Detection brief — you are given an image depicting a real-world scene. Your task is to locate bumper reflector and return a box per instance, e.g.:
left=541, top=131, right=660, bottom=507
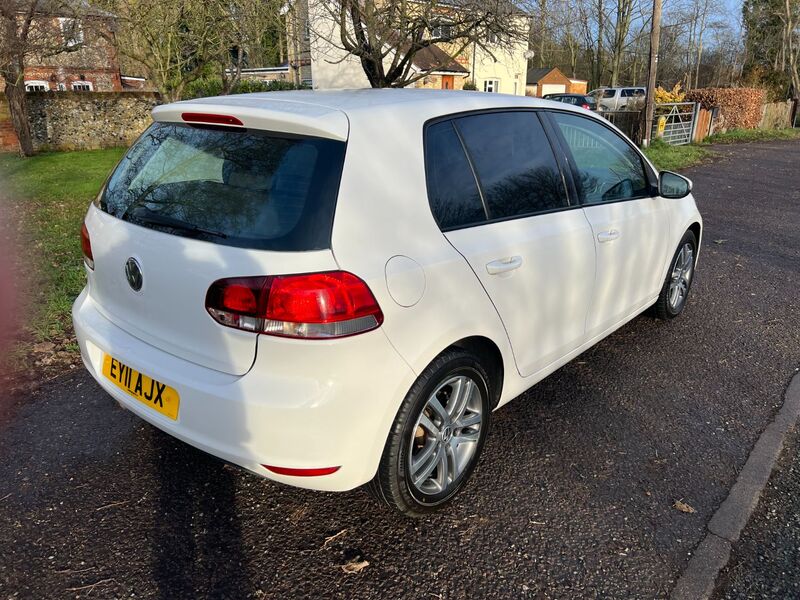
left=263, top=465, right=341, bottom=477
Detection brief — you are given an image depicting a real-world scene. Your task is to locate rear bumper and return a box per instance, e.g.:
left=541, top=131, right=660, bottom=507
left=72, top=287, right=416, bottom=491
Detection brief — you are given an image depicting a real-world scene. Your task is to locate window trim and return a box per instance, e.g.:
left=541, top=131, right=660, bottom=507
left=483, top=79, right=499, bottom=93
left=24, top=80, right=49, bottom=92
left=423, top=108, right=581, bottom=233
left=71, top=81, right=93, bottom=92
left=541, top=109, right=658, bottom=206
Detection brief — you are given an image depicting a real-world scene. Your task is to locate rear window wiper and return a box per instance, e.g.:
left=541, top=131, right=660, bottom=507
left=126, top=206, right=228, bottom=239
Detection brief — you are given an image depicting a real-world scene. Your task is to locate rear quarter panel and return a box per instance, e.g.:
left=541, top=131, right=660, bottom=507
left=330, top=106, right=518, bottom=406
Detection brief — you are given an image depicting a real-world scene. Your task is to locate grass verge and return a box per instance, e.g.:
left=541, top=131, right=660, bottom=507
left=642, top=139, right=712, bottom=171
left=702, top=127, right=800, bottom=145
left=0, top=148, right=125, bottom=374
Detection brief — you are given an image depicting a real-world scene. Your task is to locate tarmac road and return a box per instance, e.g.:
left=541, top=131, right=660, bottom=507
left=1, top=139, right=799, bottom=599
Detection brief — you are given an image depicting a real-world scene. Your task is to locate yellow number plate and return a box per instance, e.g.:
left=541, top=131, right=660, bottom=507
left=102, top=354, right=180, bottom=420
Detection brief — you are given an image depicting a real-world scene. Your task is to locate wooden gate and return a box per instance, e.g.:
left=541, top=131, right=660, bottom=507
left=692, top=108, right=713, bottom=143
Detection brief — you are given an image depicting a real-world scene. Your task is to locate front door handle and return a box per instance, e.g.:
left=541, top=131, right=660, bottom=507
left=597, top=229, right=621, bottom=243
left=486, top=256, right=523, bottom=275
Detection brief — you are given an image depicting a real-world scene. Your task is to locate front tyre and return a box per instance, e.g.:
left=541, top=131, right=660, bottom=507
left=654, top=230, right=697, bottom=320
left=369, top=348, right=491, bottom=517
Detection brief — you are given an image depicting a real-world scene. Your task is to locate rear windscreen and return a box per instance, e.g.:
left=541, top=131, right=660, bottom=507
left=99, top=122, right=346, bottom=251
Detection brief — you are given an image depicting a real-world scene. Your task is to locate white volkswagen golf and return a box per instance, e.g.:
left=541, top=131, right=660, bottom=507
left=74, top=89, right=701, bottom=516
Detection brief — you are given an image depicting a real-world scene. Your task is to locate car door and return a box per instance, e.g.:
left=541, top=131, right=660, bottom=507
left=546, top=111, right=669, bottom=338
left=425, top=111, right=596, bottom=378
left=601, top=89, right=618, bottom=110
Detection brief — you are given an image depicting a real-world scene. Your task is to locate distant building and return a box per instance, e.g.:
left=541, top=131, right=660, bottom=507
left=17, top=3, right=123, bottom=93
left=526, top=67, right=588, bottom=97
left=280, top=0, right=529, bottom=95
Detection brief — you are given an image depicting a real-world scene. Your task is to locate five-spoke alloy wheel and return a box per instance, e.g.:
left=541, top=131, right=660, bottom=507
left=655, top=229, right=698, bottom=319
left=369, top=348, right=491, bottom=516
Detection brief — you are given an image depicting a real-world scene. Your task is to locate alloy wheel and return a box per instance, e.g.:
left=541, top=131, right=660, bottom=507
left=668, top=242, right=694, bottom=311
left=407, top=375, right=483, bottom=497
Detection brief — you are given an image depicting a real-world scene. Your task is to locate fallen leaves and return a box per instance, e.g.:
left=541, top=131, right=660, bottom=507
left=673, top=499, right=696, bottom=514
left=341, top=557, right=369, bottom=574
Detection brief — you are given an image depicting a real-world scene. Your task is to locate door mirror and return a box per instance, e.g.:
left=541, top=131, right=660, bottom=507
left=659, top=171, right=692, bottom=199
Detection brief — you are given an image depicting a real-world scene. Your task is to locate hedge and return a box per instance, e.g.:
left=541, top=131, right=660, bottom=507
left=684, top=87, right=766, bottom=130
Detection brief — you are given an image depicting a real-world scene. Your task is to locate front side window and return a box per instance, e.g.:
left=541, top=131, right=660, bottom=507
left=424, top=121, right=486, bottom=229
left=602, top=89, right=616, bottom=98
left=551, top=112, right=649, bottom=204
left=455, top=111, right=568, bottom=219
left=100, top=122, right=346, bottom=251
left=483, top=79, right=499, bottom=93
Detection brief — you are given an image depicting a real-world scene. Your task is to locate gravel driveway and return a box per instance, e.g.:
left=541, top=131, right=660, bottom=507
left=1, top=139, right=799, bottom=599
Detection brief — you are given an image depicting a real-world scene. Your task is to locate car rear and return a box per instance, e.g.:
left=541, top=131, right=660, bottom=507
left=73, top=97, right=416, bottom=490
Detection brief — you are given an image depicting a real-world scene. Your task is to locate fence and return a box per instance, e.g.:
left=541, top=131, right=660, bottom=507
left=600, top=110, right=643, bottom=144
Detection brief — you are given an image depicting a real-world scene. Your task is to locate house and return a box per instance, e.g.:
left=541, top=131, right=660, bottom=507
left=525, top=67, right=587, bottom=97
left=18, top=2, right=122, bottom=93
left=283, top=0, right=528, bottom=94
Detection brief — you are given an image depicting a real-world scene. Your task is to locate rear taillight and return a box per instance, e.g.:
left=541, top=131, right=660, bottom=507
left=581, top=103, right=591, bottom=110
left=205, top=271, right=383, bottom=339
left=81, top=222, right=94, bottom=269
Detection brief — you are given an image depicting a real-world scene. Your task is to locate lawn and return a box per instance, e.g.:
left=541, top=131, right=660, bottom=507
left=0, top=148, right=125, bottom=371
left=641, top=127, right=800, bottom=172
left=642, top=139, right=712, bottom=171
left=703, top=127, right=800, bottom=145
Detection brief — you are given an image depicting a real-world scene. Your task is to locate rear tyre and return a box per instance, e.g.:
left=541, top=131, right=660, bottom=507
left=368, top=348, right=491, bottom=517
left=654, top=230, right=697, bottom=320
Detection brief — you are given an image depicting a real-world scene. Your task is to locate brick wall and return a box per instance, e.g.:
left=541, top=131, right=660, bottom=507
left=0, top=91, right=160, bottom=153
left=0, top=95, right=20, bottom=151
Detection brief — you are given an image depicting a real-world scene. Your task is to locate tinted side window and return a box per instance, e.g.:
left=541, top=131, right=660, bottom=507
left=454, top=112, right=568, bottom=219
left=602, top=89, right=616, bottom=98
left=424, top=121, right=487, bottom=229
left=621, top=89, right=634, bottom=97
left=551, top=112, right=649, bottom=204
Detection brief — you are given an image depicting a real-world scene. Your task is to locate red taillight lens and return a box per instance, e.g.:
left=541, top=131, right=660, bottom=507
left=581, top=103, right=591, bottom=109
left=205, top=271, right=383, bottom=339
left=81, top=222, right=94, bottom=269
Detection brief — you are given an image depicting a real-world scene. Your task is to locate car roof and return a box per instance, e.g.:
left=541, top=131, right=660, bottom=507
left=153, top=89, right=594, bottom=141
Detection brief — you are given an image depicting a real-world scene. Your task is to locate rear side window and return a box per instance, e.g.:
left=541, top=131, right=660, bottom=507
left=424, top=121, right=486, bottom=229
left=551, top=112, right=649, bottom=204
left=100, top=122, right=346, bottom=251
left=454, top=111, right=568, bottom=219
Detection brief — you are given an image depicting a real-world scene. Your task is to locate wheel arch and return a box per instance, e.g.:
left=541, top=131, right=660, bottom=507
left=448, top=336, right=505, bottom=409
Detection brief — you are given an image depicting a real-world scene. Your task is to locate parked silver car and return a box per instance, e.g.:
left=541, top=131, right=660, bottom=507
left=589, top=87, right=646, bottom=111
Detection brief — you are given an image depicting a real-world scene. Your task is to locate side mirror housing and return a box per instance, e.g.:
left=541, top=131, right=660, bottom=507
left=659, top=171, right=692, bottom=199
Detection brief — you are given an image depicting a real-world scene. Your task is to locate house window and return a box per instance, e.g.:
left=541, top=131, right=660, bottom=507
left=431, top=23, right=454, bottom=38
left=24, top=80, right=49, bottom=92
left=483, top=79, right=499, bottom=93
left=59, top=18, right=84, bottom=48
left=72, top=81, right=93, bottom=92
left=57, top=83, right=67, bottom=91
left=487, top=32, right=499, bottom=44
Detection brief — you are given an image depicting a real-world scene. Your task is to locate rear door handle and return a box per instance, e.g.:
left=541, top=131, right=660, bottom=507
left=486, top=256, right=523, bottom=275
left=597, top=229, right=621, bottom=243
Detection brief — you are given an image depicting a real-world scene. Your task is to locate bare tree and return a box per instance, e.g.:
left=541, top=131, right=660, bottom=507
left=0, top=0, right=84, bottom=155
left=311, top=0, right=529, bottom=88
left=101, top=0, right=220, bottom=102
